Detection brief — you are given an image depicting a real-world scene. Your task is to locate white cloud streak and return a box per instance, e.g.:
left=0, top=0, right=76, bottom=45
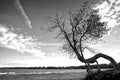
left=0, top=24, right=45, bottom=57
left=40, top=43, right=62, bottom=46
left=14, top=0, right=32, bottom=28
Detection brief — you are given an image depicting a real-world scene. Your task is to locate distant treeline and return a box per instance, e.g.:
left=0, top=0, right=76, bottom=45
left=1, top=63, right=120, bottom=69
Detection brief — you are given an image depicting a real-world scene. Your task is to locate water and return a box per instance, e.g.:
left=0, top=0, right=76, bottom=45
left=0, top=69, right=87, bottom=80
left=0, top=69, right=86, bottom=75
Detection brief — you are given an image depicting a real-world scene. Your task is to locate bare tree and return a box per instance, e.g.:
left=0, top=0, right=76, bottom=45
left=47, top=2, right=118, bottom=72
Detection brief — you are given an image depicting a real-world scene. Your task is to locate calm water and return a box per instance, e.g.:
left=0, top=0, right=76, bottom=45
left=0, top=69, right=110, bottom=80
left=0, top=69, right=86, bottom=75
left=0, top=69, right=87, bottom=80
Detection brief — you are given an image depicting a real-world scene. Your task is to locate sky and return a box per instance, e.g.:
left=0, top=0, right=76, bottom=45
left=0, top=0, right=120, bottom=67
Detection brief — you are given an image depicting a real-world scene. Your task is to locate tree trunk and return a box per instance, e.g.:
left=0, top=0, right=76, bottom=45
left=84, top=53, right=118, bottom=69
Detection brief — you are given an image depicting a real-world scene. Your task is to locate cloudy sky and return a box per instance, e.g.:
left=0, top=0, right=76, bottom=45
left=0, top=0, right=120, bottom=67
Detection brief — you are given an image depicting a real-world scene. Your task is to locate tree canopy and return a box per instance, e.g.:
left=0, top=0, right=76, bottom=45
left=47, top=2, right=118, bottom=72
left=48, top=2, right=108, bottom=58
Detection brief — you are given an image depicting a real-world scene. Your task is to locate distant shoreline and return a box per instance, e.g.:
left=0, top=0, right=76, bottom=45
left=0, top=63, right=117, bottom=69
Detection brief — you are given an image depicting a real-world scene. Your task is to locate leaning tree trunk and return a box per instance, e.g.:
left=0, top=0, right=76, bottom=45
left=84, top=53, right=118, bottom=69
left=75, top=51, right=118, bottom=72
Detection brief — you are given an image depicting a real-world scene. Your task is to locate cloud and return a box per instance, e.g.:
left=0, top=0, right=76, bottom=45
left=0, top=23, right=45, bottom=57
left=86, top=43, right=120, bottom=63
left=94, top=0, right=120, bottom=29
left=14, top=0, right=32, bottom=28
left=0, top=59, right=28, bottom=67
left=40, top=43, right=62, bottom=46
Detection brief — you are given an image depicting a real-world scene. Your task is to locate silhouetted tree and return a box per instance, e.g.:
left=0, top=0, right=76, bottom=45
left=47, top=2, right=118, bottom=72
